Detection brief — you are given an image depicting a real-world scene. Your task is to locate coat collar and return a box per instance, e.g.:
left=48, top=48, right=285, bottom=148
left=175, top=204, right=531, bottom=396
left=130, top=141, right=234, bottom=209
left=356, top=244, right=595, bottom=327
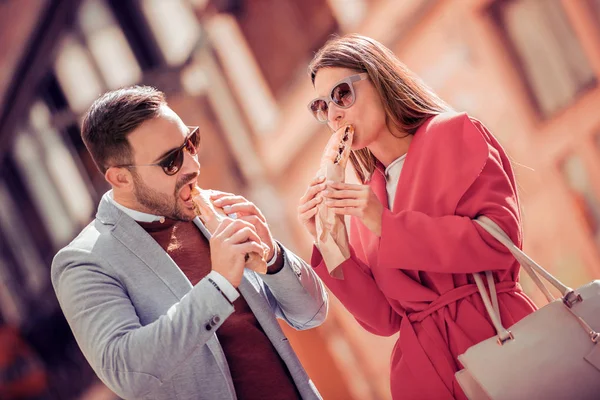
left=96, top=192, right=271, bottom=373
left=96, top=191, right=271, bottom=303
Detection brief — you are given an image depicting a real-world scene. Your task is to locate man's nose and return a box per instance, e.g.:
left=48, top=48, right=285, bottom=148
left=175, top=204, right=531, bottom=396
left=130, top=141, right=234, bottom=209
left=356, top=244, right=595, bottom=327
left=182, top=149, right=200, bottom=173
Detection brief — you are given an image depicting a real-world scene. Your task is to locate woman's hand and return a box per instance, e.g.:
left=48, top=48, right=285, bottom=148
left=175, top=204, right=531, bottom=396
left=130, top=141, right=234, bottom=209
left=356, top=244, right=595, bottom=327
left=323, top=182, right=383, bottom=237
left=298, top=176, right=327, bottom=241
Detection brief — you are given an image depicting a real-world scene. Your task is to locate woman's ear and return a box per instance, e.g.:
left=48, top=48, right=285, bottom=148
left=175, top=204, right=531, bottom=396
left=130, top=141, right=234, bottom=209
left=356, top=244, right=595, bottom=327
left=105, top=167, right=133, bottom=189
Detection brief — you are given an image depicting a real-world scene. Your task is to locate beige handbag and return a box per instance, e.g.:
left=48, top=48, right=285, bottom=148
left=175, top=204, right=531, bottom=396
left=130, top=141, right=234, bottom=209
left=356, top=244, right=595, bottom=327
left=455, top=216, right=600, bottom=400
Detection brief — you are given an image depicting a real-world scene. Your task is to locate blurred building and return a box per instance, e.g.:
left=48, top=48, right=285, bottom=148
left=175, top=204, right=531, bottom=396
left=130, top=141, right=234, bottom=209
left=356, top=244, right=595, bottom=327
left=1, top=0, right=599, bottom=399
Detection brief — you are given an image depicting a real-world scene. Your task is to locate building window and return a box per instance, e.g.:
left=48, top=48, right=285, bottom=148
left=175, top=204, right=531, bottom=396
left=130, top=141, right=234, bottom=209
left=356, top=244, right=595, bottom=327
left=140, top=0, right=201, bottom=66
left=561, top=155, right=600, bottom=248
left=492, top=0, right=596, bottom=117
left=54, top=35, right=104, bottom=114
left=326, top=0, right=367, bottom=30
left=29, top=102, right=95, bottom=226
left=220, top=0, right=338, bottom=99
left=78, top=0, right=142, bottom=89
left=205, top=14, right=279, bottom=135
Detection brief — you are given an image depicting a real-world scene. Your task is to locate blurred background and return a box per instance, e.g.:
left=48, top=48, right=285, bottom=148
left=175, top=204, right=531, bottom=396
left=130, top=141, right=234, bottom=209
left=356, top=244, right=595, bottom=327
left=1, top=0, right=600, bottom=399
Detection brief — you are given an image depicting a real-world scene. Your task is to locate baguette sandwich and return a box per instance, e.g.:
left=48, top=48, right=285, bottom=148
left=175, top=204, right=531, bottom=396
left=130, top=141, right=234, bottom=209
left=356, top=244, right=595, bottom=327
left=315, top=124, right=354, bottom=279
left=191, top=186, right=268, bottom=274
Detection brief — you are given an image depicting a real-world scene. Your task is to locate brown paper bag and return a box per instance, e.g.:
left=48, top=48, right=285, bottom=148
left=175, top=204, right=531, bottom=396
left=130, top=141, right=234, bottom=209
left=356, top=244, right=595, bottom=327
left=315, top=125, right=354, bottom=279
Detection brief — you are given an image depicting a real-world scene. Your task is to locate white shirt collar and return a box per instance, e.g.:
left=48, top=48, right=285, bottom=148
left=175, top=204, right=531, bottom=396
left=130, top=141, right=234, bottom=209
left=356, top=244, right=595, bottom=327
left=107, top=190, right=165, bottom=223
left=385, top=153, right=407, bottom=178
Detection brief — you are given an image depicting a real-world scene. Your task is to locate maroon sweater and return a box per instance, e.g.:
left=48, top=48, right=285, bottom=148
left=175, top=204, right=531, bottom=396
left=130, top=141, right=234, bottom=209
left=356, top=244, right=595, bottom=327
left=139, top=219, right=300, bottom=400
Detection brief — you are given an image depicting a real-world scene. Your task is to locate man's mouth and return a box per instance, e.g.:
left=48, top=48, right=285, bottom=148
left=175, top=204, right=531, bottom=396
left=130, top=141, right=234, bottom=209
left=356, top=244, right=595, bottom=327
left=179, top=182, right=196, bottom=203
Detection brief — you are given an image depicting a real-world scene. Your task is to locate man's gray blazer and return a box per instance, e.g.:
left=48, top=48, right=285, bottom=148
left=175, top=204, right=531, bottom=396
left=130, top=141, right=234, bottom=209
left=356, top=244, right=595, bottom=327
left=51, top=192, right=328, bottom=400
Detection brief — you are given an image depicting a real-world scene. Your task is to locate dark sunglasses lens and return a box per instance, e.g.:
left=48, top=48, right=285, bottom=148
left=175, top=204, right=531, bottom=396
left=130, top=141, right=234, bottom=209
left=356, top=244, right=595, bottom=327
left=331, top=82, right=353, bottom=107
left=187, top=129, right=200, bottom=155
left=160, top=149, right=184, bottom=175
left=310, top=100, right=328, bottom=121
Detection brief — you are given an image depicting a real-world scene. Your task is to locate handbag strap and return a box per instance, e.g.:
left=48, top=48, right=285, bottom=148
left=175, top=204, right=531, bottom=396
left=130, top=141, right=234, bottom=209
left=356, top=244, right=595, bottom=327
left=473, top=272, right=513, bottom=343
left=472, top=216, right=597, bottom=345
left=486, top=270, right=500, bottom=317
left=474, top=216, right=577, bottom=303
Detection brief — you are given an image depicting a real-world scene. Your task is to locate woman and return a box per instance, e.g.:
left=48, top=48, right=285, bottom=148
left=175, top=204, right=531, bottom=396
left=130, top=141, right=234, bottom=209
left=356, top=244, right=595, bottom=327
left=298, top=34, right=537, bottom=399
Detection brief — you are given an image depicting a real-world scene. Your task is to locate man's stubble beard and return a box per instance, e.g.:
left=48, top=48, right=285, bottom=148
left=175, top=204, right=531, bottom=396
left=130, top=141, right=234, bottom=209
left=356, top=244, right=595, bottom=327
left=131, top=171, right=197, bottom=221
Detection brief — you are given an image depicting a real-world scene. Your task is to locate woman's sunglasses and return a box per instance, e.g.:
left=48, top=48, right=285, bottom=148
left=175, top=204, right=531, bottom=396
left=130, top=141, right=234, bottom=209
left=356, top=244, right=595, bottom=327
left=116, top=126, right=201, bottom=176
left=307, top=73, right=369, bottom=123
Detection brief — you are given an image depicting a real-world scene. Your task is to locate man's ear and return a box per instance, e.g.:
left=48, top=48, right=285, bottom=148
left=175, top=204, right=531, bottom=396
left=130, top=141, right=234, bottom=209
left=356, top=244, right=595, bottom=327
left=105, top=167, right=133, bottom=189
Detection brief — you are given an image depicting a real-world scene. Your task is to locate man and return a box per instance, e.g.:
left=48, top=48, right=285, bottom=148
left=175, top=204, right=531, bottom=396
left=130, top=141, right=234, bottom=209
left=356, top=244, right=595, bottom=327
left=51, top=86, right=327, bottom=400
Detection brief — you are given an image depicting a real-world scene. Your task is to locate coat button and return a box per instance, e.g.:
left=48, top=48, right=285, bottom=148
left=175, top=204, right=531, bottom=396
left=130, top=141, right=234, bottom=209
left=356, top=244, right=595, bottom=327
left=211, top=316, right=221, bottom=325
left=205, top=323, right=212, bottom=331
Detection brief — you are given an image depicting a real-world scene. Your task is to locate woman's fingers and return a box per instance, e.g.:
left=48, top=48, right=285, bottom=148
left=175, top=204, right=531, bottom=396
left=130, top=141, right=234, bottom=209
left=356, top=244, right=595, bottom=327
left=325, top=198, right=361, bottom=208
left=328, top=181, right=363, bottom=191
left=331, top=207, right=361, bottom=217
left=299, top=205, right=319, bottom=222
left=322, top=189, right=363, bottom=199
left=312, top=175, right=326, bottom=185
left=299, top=177, right=327, bottom=204
left=298, top=194, right=323, bottom=214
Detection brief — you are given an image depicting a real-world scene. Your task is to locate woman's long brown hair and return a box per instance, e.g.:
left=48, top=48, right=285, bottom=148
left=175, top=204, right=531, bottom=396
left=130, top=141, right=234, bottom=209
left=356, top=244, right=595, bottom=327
left=309, top=34, right=451, bottom=183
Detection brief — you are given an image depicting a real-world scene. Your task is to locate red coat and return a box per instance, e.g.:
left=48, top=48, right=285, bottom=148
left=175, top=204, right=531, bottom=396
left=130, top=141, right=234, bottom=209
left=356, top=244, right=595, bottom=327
left=312, top=112, right=537, bottom=399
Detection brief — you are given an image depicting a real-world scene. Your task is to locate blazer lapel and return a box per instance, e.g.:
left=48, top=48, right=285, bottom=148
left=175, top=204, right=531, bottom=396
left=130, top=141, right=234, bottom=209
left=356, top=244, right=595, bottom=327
left=98, top=194, right=231, bottom=375
left=97, top=193, right=192, bottom=299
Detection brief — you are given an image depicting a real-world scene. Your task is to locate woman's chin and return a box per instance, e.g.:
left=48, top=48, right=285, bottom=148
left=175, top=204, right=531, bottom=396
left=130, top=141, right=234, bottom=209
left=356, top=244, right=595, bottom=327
left=351, top=141, right=367, bottom=151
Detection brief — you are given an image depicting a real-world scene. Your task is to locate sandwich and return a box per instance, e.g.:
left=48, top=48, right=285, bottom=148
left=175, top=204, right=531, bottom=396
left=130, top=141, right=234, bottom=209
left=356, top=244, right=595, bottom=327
left=315, top=124, right=354, bottom=279
left=191, top=186, right=268, bottom=274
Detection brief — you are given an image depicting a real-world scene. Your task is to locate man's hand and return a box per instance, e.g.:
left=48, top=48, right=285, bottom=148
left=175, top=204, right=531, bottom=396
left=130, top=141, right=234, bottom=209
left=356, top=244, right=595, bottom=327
left=211, top=192, right=277, bottom=261
left=210, top=218, right=265, bottom=287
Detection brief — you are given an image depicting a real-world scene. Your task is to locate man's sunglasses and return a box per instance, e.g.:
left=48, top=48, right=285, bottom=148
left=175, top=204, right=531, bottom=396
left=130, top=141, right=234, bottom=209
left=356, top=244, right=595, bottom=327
left=307, top=73, right=369, bottom=123
left=115, top=126, right=200, bottom=176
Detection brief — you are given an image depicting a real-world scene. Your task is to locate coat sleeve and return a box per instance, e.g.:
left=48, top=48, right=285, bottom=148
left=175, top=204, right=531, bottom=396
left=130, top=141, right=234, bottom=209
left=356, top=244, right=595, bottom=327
left=311, top=219, right=402, bottom=336
left=378, top=116, right=521, bottom=274
left=51, top=248, right=235, bottom=400
left=259, top=242, right=329, bottom=330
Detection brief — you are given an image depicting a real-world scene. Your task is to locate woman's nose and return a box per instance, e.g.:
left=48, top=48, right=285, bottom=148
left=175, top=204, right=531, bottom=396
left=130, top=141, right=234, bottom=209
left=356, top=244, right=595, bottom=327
left=327, top=102, right=344, bottom=124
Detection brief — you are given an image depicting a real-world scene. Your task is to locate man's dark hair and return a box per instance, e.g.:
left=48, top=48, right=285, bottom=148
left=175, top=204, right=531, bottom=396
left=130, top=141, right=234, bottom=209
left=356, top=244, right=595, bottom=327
left=81, top=85, right=166, bottom=174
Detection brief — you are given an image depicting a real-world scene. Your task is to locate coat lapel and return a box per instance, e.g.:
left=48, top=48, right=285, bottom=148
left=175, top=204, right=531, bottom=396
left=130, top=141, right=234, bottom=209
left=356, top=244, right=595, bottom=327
left=360, top=166, right=387, bottom=268
left=97, top=194, right=231, bottom=374
left=98, top=194, right=192, bottom=299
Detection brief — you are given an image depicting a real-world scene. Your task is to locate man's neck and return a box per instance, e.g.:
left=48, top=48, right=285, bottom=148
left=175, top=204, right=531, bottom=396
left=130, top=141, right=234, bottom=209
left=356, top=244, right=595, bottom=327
left=112, top=190, right=141, bottom=211
left=109, top=190, right=164, bottom=222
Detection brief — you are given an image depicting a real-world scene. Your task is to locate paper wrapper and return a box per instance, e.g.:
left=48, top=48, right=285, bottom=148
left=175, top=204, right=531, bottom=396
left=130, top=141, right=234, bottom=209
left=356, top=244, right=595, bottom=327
left=315, top=125, right=354, bottom=279
left=191, top=187, right=268, bottom=274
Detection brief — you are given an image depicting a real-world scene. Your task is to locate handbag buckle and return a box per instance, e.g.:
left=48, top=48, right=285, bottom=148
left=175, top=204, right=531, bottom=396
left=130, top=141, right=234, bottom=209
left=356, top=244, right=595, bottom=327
left=591, top=331, right=600, bottom=344
left=562, top=290, right=583, bottom=308
left=497, top=330, right=514, bottom=346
